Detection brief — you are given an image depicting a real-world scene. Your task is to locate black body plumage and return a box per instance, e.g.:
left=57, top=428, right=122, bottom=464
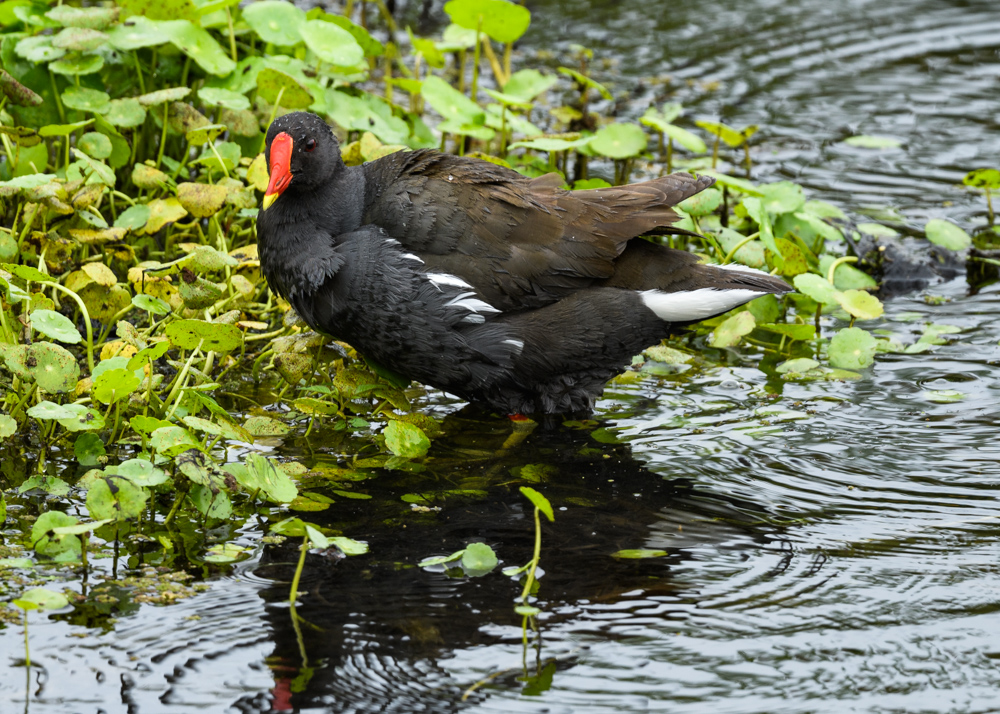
left=256, top=112, right=790, bottom=414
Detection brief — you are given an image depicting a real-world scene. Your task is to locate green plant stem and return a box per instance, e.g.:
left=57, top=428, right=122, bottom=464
left=132, top=51, right=145, bottom=94
left=163, top=343, right=202, bottom=417
left=156, top=103, right=169, bottom=169
left=826, top=255, right=858, bottom=285
left=49, top=282, right=94, bottom=372
left=225, top=7, right=238, bottom=63
left=520, top=506, right=542, bottom=604
left=163, top=485, right=189, bottom=528
left=49, top=70, right=65, bottom=123
left=22, top=610, right=29, bottom=668
left=986, top=187, right=994, bottom=226
left=290, top=535, right=308, bottom=606
left=722, top=231, right=760, bottom=264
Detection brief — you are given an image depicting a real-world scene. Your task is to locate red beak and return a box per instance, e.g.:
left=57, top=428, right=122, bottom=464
left=263, top=132, right=293, bottom=210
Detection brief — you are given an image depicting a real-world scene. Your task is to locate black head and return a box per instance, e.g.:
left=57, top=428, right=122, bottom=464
left=262, top=112, right=342, bottom=209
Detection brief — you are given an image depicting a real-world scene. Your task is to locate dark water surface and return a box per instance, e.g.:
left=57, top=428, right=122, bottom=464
left=4, top=0, right=1000, bottom=712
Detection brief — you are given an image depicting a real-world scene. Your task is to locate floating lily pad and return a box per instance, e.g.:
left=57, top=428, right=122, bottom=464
left=828, top=327, right=877, bottom=370
left=86, top=476, right=148, bottom=521
left=924, top=219, right=971, bottom=251
left=384, top=420, right=430, bottom=458
left=836, top=289, right=883, bottom=321
left=843, top=135, right=901, bottom=149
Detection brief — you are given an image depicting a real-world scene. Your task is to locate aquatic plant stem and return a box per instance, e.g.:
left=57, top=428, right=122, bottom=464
left=290, top=536, right=308, bottom=602
left=471, top=17, right=482, bottom=102
left=826, top=255, right=858, bottom=285
left=520, top=506, right=542, bottom=604
left=156, top=103, right=168, bottom=169
left=722, top=231, right=760, bottom=264
left=49, top=282, right=94, bottom=373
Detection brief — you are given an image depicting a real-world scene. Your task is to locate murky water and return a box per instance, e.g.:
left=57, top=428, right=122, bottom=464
left=4, top=1, right=1000, bottom=712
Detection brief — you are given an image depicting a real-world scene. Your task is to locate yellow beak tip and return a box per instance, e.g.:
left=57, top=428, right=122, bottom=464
left=262, top=193, right=278, bottom=211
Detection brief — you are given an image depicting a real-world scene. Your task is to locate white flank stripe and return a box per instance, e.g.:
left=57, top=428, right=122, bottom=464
left=503, top=339, right=524, bottom=349
left=427, top=273, right=472, bottom=290
left=402, top=253, right=424, bottom=264
left=639, top=288, right=764, bottom=322
left=716, top=263, right=774, bottom=278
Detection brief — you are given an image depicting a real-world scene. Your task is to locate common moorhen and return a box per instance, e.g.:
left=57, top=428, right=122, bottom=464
left=256, top=112, right=789, bottom=414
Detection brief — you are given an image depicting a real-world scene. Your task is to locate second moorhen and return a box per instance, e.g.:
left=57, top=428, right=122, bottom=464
left=256, top=112, right=789, bottom=414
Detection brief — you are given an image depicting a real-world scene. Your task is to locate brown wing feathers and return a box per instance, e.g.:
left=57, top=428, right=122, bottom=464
left=363, top=150, right=714, bottom=308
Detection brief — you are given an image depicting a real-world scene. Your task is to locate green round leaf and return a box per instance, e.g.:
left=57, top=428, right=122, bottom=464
left=78, top=132, right=112, bottom=160
left=611, top=549, right=668, bottom=559
left=13, top=587, right=69, bottom=611
left=52, top=27, right=108, bottom=51
left=793, top=273, right=840, bottom=305
left=384, top=420, right=430, bottom=458
left=105, top=98, right=147, bottom=128
left=421, top=75, right=484, bottom=125
left=73, top=432, right=106, bottom=466
left=50, top=54, right=104, bottom=76
left=157, top=19, right=235, bottom=76
left=300, top=19, right=364, bottom=66
left=835, top=289, right=883, bottom=321
left=242, top=0, right=306, bottom=46
left=93, top=367, right=141, bottom=405
left=242, top=453, right=298, bottom=503
left=255, top=68, right=313, bottom=109
left=678, top=186, right=722, bottom=217
left=444, top=0, right=531, bottom=44
left=710, top=311, right=755, bottom=348
left=115, top=203, right=151, bottom=232
left=924, top=219, right=971, bottom=251
left=30, top=309, right=82, bottom=344
left=86, top=476, right=148, bottom=521
left=136, top=86, right=191, bottom=106
left=519, top=486, right=554, bottom=521
left=46, top=5, right=119, bottom=30
left=61, top=86, right=110, bottom=113
left=590, top=123, right=647, bottom=159
left=197, top=87, right=250, bottom=111
left=461, top=542, right=498, bottom=575
left=963, top=168, right=1000, bottom=190
left=828, top=326, right=877, bottom=370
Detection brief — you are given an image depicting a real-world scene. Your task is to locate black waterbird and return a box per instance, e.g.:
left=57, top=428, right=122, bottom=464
left=255, top=112, right=789, bottom=414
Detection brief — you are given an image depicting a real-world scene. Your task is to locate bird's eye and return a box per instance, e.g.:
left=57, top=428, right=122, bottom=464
left=304, top=138, right=317, bottom=152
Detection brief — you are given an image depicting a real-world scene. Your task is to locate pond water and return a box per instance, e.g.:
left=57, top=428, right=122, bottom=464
left=3, top=0, right=1000, bottom=712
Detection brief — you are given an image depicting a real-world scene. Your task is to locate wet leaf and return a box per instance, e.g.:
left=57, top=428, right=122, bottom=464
left=519, top=486, right=554, bottom=521
left=137, top=86, right=191, bottom=107
left=50, top=54, right=104, bottom=76
left=52, top=27, right=108, bottom=52
left=5, top=342, right=80, bottom=393
left=46, top=5, right=119, bottom=30
left=590, top=123, right=647, bottom=159
left=114, top=204, right=151, bottom=232
left=828, top=327, right=877, bottom=370
left=78, top=132, right=112, bottom=160
left=0, top=415, right=16, bottom=439
left=93, top=368, right=140, bottom=405
left=155, top=19, right=235, bottom=76
left=13, top=588, right=68, bottom=611
left=86, top=476, right=148, bottom=521
left=242, top=0, right=305, bottom=46
left=756, top=323, right=815, bottom=341
left=793, top=273, right=839, bottom=305
left=695, top=119, right=744, bottom=147
left=710, top=311, right=755, bottom=348
left=760, top=181, right=805, bottom=215
left=30, top=309, right=81, bottom=344
left=242, top=453, right=298, bottom=503
left=611, top=549, right=668, bottom=559
left=444, top=0, right=532, bottom=44
left=176, top=182, right=227, bottom=217
left=835, top=289, right=883, bottom=321
left=198, top=87, right=250, bottom=111
left=421, top=75, right=484, bottom=125
left=678, top=186, right=721, bottom=216
left=150, top=425, right=200, bottom=456
left=923, top=389, right=966, bottom=404
left=300, top=19, right=364, bottom=66
left=843, top=135, right=901, bottom=149
left=256, top=67, right=313, bottom=109
left=924, top=219, right=971, bottom=251
left=461, top=542, right=498, bottom=575
left=144, top=197, right=188, bottom=233
left=165, top=319, right=242, bottom=352
left=503, top=69, right=557, bottom=101
left=963, top=168, right=1000, bottom=190
left=776, top=357, right=821, bottom=374
left=242, top=415, right=290, bottom=436
left=384, top=420, right=430, bottom=458
left=331, top=536, right=368, bottom=555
